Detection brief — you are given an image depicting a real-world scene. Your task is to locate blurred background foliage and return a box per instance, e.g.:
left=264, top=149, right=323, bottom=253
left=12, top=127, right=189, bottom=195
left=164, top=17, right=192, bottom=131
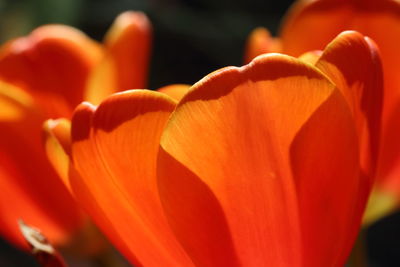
left=1, top=0, right=400, bottom=266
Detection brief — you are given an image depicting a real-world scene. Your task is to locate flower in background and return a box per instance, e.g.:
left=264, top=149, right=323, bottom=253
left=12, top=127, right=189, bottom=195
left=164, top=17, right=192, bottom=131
left=0, top=11, right=152, bottom=249
left=45, top=31, right=382, bottom=266
left=245, top=0, right=400, bottom=223
left=243, top=27, right=281, bottom=64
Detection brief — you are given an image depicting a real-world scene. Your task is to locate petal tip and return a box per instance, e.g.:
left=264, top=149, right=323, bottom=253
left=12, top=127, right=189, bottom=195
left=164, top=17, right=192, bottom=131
left=93, top=89, right=176, bottom=132
left=71, top=103, right=96, bottom=142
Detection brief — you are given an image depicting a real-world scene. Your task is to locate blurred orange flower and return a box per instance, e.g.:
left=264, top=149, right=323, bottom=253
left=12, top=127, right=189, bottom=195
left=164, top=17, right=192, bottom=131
left=0, top=11, right=151, bottom=249
left=45, top=31, right=382, bottom=266
left=245, top=0, right=400, bottom=222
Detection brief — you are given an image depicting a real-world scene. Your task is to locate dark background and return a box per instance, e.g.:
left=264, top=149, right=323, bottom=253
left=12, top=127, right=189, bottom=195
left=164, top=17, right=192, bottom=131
left=0, top=0, right=399, bottom=266
left=0, top=0, right=293, bottom=89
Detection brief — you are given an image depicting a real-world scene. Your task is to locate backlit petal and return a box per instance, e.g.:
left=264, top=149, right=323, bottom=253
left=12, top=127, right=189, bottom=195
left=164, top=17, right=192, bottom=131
left=70, top=91, right=193, bottom=266
left=157, top=54, right=349, bottom=266
left=0, top=25, right=102, bottom=116
left=85, top=12, right=152, bottom=104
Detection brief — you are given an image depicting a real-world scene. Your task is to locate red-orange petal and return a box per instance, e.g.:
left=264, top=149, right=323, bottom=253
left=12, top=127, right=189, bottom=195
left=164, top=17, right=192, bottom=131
left=85, top=12, right=152, bottom=104
left=70, top=91, right=193, bottom=266
left=243, top=27, right=281, bottom=64
left=0, top=25, right=102, bottom=116
left=158, top=54, right=355, bottom=266
left=0, top=81, right=84, bottom=249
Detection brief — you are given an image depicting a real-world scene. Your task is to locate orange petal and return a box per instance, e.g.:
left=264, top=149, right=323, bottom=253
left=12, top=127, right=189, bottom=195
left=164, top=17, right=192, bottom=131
left=0, top=25, right=102, bottom=116
left=157, top=54, right=353, bottom=265
left=157, top=84, right=190, bottom=102
left=70, top=91, right=193, bottom=266
left=0, top=80, right=35, bottom=121
left=243, top=27, right=281, bottom=64
left=0, top=81, right=84, bottom=249
left=43, top=118, right=72, bottom=191
left=315, top=31, right=383, bottom=179
left=85, top=12, right=152, bottom=104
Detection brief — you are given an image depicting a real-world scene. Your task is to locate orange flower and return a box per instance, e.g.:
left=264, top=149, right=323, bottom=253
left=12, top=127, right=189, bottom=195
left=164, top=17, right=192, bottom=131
left=0, top=11, right=152, bottom=249
left=45, top=31, right=382, bottom=266
left=246, top=0, right=400, bottom=222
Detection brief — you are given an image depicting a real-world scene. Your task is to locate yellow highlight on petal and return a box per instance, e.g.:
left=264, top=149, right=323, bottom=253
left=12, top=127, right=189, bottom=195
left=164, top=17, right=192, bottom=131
left=298, top=50, right=322, bottom=65
left=0, top=81, right=35, bottom=121
left=363, top=189, right=398, bottom=226
left=84, top=54, right=117, bottom=105
left=43, top=118, right=73, bottom=193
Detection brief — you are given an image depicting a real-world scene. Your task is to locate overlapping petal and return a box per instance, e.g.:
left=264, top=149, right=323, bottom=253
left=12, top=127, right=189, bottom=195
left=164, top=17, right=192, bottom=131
left=61, top=30, right=381, bottom=265
left=158, top=54, right=359, bottom=266
left=312, top=30, right=383, bottom=258
left=157, top=84, right=190, bottom=102
left=315, top=31, right=383, bottom=178
left=70, top=91, right=193, bottom=266
left=298, top=50, right=321, bottom=65
left=279, top=0, right=400, bottom=203
left=0, top=10, right=154, bottom=251
left=280, top=0, right=394, bottom=134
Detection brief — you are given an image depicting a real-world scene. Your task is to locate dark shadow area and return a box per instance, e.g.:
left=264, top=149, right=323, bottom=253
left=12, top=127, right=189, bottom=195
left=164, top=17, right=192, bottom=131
left=0, top=237, right=38, bottom=267
left=367, top=210, right=400, bottom=267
